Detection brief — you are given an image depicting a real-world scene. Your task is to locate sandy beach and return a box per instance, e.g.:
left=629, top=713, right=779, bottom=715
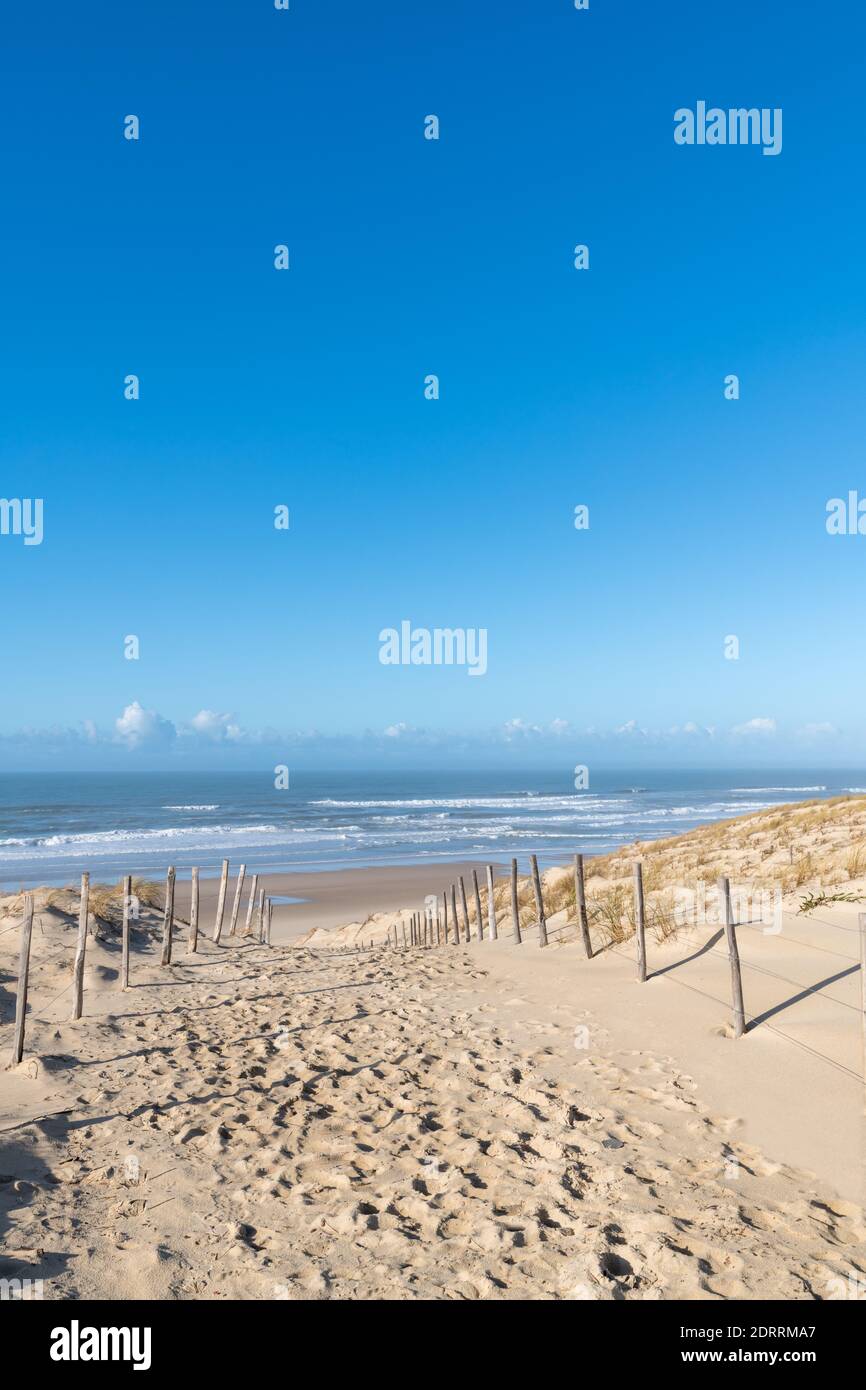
left=2, top=797, right=866, bottom=1300
left=171, top=862, right=488, bottom=942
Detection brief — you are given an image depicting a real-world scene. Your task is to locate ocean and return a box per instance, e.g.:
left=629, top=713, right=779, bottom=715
left=1, top=769, right=863, bottom=890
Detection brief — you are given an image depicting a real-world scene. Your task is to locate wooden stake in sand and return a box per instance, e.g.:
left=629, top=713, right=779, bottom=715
left=458, top=877, right=471, bottom=941
left=228, top=863, right=246, bottom=936
left=486, top=865, right=498, bottom=941
left=257, top=887, right=266, bottom=943
left=442, top=892, right=449, bottom=944
left=244, top=873, right=259, bottom=937
left=530, top=855, right=548, bottom=948
left=71, top=872, right=90, bottom=1021
left=160, top=866, right=176, bottom=966
left=510, top=859, right=521, bottom=945
left=574, top=854, right=592, bottom=959
left=401, top=920, right=407, bottom=949
left=265, top=897, right=273, bottom=946
left=10, top=893, right=34, bottom=1066
left=451, top=885, right=460, bottom=944
left=212, top=858, right=230, bottom=943
left=436, top=909, right=441, bottom=946
left=121, top=874, right=132, bottom=988
left=719, top=876, right=746, bottom=1038
left=633, top=861, right=647, bottom=983
left=859, top=913, right=866, bottom=1102
left=187, top=867, right=200, bottom=954
left=471, top=870, right=484, bottom=943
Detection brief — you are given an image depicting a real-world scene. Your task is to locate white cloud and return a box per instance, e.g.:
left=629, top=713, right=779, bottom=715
left=187, top=709, right=243, bottom=742
left=731, top=717, right=777, bottom=737
left=614, top=719, right=646, bottom=738
left=114, top=701, right=177, bottom=749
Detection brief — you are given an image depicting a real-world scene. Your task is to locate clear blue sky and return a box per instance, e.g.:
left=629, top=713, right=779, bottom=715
left=1, top=0, right=864, bottom=769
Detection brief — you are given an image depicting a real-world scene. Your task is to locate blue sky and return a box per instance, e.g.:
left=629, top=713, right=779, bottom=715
left=1, top=0, right=864, bottom=770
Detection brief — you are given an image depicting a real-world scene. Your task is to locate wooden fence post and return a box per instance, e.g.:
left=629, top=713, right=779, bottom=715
left=401, top=920, right=407, bottom=949
left=510, top=858, right=521, bottom=944
left=530, top=855, right=548, bottom=947
left=257, top=887, right=266, bottom=943
left=243, top=873, right=259, bottom=937
left=860, top=914, right=866, bottom=1105
left=458, top=877, right=471, bottom=941
left=212, top=858, right=230, bottom=943
left=187, top=867, right=200, bottom=954
left=451, top=885, right=460, bottom=944
left=228, top=863, right=246, bottom=937
left=436, top=909, right=441, bottom=946
left=574, top=854, right=592, bottom=959
left=160, top=866, right=176, bottom=965
left=71, top=872, right=90, bottom=1021
left=486, top=865, right=498, bottom=941
left=472, top=870, right=484, bottom=942
left=442, top=892, right=449, bottom=944
left=10, top=894, right=34, bottom=1065
left=719, top=876, right=746, bottom=1037
left=265, top=897, right=273, bottom=946
left=633, top=862, right=647, bottom=983
left=121, top=874, right=132, bottom=988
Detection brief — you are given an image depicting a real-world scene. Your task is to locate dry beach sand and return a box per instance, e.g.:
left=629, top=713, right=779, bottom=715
left=1, top=797, right=866, bottom=1300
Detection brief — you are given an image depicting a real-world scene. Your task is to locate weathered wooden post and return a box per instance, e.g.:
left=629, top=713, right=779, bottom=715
left=265, top=897, right=273, bottom=946
left=633, top=862, right=647, bottom=982
left=472, top=870, right=484, bottom=942
left=510, top=858, right=521, bottom=944
left=160, top=866, right=176, bottom=965
left=187, top=867, right=200, bottom=954
left=451, top=885, right=460, bottom=944
left=401, top=920, right=407, bottom=949
left=243, top=873, right=259, bottom=937
left=574, top=854, right=592, bottom=959
left=719, top=876, right=745, bottom=1037
left=212, top=858, right=230, bottom=943
left=121, top=874, right=132, bottom=987
left=436, top=909, right=442, bottom=945
left=257, top=886, right=266, bottom=943
left=228, top=863, right=246, bottom=936
left=530, top=855, right=548, bottom=947
left=442, top=892, right=449, bottom=944
left=486, top=865, right=498, bottom=941
left=10, top=893, right=34, bottom=1065
left=458, top=877, right=471, bottom=941
left=71, top=872, right=90, bottom=1021
left=860, top=913, right=866, bottom=1104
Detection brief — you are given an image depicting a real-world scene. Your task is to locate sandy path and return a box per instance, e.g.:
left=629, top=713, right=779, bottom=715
left=2, top=930, right=864, bottom=1301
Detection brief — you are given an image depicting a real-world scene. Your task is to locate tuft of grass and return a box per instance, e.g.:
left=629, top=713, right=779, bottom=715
left=845, top=843, right=866, bottom=881
left=798, top=890, right=865, bottom=915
